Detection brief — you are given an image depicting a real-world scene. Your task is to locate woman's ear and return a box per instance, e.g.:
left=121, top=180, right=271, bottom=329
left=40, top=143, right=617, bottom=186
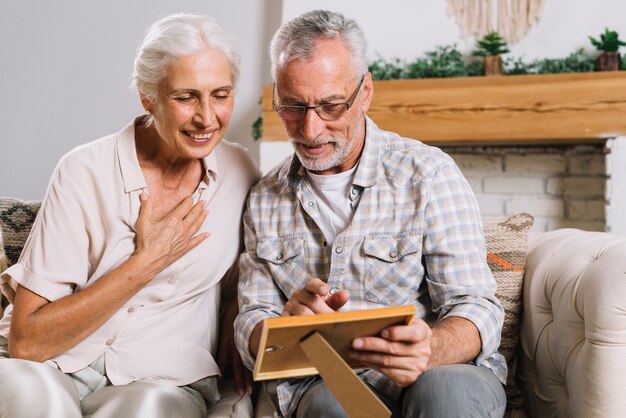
left=139, top=91, right=153, bottom=114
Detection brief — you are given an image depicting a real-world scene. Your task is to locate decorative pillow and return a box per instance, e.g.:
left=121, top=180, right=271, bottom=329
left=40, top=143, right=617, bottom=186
left=0, top=197, right=42, bottom=312
left=0, top=197, right=42, bottom=268
left=484, top=212, right=534, bottom=411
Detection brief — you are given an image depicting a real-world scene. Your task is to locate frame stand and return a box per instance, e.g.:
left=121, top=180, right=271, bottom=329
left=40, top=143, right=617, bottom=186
left=299, top=331, right=391, bottom=418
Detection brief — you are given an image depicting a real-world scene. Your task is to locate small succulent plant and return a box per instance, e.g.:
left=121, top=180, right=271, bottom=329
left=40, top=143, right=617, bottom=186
left=589, top=28, right=626, bottom=53
left=473, top=32, right=510, bottom=56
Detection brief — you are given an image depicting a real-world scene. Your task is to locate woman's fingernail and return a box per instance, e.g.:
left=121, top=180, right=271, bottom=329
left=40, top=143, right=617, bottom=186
left=353, top=339, right=363, bottom=349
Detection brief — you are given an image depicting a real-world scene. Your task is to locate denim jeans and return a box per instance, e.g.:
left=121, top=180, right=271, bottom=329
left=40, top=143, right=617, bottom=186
left=295, top=364, right=506, bottom=418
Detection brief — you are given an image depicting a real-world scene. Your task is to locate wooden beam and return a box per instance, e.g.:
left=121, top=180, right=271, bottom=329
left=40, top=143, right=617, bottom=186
left=262, top=72, right=626, bottom=144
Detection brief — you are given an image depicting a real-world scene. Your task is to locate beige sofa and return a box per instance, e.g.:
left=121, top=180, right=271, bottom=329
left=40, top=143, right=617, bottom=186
left=516, top=228, right=626, bottom=418
left=2, top=197, right=626, bottom=417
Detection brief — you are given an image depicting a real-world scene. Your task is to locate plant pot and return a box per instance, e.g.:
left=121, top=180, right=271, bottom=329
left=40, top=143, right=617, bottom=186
left=598, top=52, right=621, bottom=71
left=484, top=55, right=503, bottom=76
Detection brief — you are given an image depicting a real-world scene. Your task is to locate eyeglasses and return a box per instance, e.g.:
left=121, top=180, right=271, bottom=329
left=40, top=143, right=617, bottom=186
left=272, top=75, right=365, bottom=121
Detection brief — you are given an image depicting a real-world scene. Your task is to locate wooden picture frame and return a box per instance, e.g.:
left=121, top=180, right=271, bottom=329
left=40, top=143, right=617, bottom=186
left=253, top=305, right=416, bottom=381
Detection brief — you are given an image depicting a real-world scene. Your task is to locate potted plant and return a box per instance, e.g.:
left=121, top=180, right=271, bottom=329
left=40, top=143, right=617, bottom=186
left=589, top=28, right=625, bottom=71
left=473, top=31, right=510, bottom=76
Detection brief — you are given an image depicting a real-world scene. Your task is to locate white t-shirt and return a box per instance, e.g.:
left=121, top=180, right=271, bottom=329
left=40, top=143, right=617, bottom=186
left=305, top=165, right=358, bottom=244
left=0, top=118, right=260, bottom=385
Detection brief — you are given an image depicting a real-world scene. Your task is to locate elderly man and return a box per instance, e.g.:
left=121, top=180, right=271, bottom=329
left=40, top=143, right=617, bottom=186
left=235, top=9, right=506, bottom=418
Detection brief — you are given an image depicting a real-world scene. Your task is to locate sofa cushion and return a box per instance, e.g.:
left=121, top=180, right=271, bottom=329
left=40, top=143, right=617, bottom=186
left=518, top=229, right=626, bottom=417
left=484, top=213, right=534, bottom=411
left=0, top=197, right=42, bottom=312
left=0, top=197, right=42, bottom=268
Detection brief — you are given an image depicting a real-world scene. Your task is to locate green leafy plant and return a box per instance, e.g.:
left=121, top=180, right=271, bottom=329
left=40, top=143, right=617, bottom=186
left=251, top=115, right=262, bottom=140
left=535, top=49, right=596, bottom=73
left=369, top=58, right=409, bottom=80
left=369, top=45, right=483, bottom=80
left=589, top=28, right=626, bottom=52
left=505, top=49, right=595, bottom=75
left=411, top=45, right=473, bottom=78
left=251, top=97, right=262, bottom=141
left=473, top=31, right=510, bottom=56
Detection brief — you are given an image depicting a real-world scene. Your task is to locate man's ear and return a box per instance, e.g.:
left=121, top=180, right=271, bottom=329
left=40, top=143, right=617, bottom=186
left=360, top=72, right=374, bottom=113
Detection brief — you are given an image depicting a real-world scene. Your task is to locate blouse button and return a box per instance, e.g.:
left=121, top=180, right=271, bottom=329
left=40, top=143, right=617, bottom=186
left=276, top=254, right=283, bottom=261
left=335, top=247, right=343, bottom=254
left=389, top=250, right=399, bottom=258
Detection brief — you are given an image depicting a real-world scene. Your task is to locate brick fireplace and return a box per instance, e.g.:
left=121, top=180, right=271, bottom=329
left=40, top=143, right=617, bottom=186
left=444, top=143, right=609, bottom=232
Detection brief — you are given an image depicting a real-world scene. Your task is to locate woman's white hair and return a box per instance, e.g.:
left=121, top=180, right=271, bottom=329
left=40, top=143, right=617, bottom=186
left=133, top=13, right=240, bottom=103
left=269, top=9, right=368, bottom=81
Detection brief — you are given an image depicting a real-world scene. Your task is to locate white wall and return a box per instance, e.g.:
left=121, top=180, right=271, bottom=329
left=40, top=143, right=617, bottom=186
left=0, top=0, right=281, bottom=200
left=282, top=0, right=626, bottom=60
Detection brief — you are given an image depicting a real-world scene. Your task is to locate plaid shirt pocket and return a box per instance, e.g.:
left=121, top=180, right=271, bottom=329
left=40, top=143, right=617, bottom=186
left=257, top=237, right=307, bottom=298
left=363, top=234, right=423, bottom=305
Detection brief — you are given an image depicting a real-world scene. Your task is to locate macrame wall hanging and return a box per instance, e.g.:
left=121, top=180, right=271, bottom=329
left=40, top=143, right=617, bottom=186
left=447, top=0, right=545, bottom=44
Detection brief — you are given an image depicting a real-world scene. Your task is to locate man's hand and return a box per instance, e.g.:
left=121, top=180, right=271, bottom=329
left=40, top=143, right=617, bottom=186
left=281, top=278, right=349, bottom=316
left=348, top=319, right=433, bottom=387
left=249, top=278, right=349, bottom=361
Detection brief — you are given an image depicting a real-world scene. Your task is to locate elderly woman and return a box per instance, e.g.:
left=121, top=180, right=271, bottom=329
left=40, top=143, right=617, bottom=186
left=0, top=13, right=259, bottom=418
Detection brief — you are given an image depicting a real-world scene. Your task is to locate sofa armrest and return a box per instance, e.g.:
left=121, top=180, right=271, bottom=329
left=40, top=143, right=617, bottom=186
left=517, top=228, right=626, bottom=418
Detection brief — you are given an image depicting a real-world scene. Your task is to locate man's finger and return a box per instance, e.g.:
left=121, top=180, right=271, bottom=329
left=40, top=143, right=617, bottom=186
left=245, top=368, right=254, bottom=395
left=381, top=321, right=431, bottom=343
left=233, top=353, right=245, bottom=395
left=349, top=351, right=416, bottom=371
left=325, top=289, right=349, bottom=311
left=351, top=336, right=415, bottom=356
left=304, top=278, right=328, bottom=296
left=359, top=363, right=420, bottom=388
left=282, top=299, right=317, bottom=316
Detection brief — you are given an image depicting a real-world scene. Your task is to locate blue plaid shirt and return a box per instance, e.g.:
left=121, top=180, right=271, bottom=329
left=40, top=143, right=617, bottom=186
left=235, top=117, right=506, bottom=417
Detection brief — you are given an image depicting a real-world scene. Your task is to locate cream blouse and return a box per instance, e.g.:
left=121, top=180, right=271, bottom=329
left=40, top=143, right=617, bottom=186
left=0, top=118, right=260, bottom=385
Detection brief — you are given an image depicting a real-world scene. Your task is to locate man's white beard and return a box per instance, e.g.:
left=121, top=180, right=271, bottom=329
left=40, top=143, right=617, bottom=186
left=289, top=118, right=362, bottom=172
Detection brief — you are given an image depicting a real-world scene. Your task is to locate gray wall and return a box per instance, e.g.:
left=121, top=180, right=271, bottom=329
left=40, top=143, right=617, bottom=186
left=0, top=0, right=281, bottom=199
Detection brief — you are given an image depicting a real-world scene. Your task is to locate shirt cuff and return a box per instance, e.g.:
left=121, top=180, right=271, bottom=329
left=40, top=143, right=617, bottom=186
left=444, top=298, right=503, bottom=364
left=234, top=310, right=276, bottom=371
left=1, top=263, right=73, bottom=302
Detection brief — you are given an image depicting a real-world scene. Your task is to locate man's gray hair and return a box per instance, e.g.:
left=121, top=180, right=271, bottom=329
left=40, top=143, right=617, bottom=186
left=269, top=10, right=368, bottom=81
left=133, top=13, right=240, bottom=102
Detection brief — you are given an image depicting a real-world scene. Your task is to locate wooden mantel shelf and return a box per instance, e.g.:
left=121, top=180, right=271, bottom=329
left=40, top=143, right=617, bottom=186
left=261, top=71, right=626, bottom=144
